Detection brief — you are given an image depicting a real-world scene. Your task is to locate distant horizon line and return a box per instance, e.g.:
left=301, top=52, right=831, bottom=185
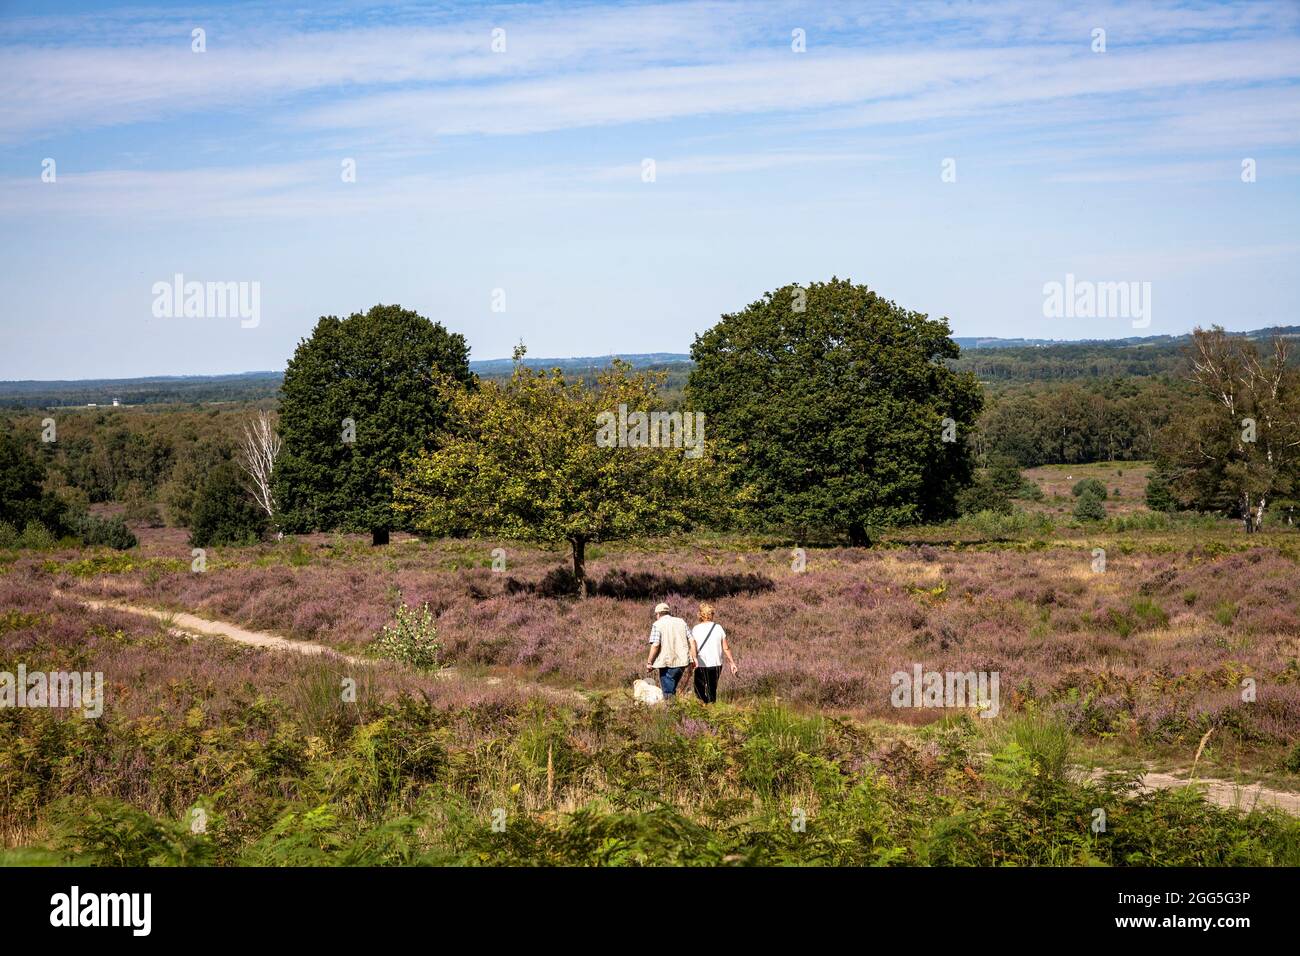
left=4, top=324, right=1298, bottom=386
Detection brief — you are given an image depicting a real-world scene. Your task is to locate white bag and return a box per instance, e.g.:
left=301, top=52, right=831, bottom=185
left=632, top=677, right=664, bottom=705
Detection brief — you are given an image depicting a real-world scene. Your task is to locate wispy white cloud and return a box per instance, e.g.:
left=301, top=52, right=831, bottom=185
left=5, top=0, right=1299, bottom=149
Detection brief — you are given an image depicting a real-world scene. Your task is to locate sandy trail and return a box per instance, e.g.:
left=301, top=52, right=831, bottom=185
left=72, top=594, right=365, bottom=664
left=65, top=592, right=587, bottom=703
left=1131, top=771, right=1300, bottom=816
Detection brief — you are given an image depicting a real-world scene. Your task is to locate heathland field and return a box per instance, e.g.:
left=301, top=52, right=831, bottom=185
left=3, top=498, right=1299, bottom=865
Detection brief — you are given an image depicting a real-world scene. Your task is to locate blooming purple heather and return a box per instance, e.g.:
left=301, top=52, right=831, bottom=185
left=13, top=529, right=1292, bottom=746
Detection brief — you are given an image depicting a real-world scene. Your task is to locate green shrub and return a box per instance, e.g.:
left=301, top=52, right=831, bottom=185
left=957, top=508, right=1053, bottom=538
left=991, top=713, right=1073, bottom=784
left=1284, top=742, right=1300, bottom=775
left=1072, top=477, right=1108, bottom=500
left=73, top=514, right=137, bottom=550
left=1018, top=481, right=1045, bottom=502
left=1213, top=601, right=1239, bottom=627
left=1131, top=597, right=1169, bottom=629
left=373, top=599, right=442, bottom=671
left=189, top=460, right=268, bottom=548
left=1073, top=492, right=1106, bottom=522
left=1104, top=511, right=1170, bottom=532
left=18, top=520, right=56, bottom=550
left=1145, top=471, right=1178, bottom=512
left=956, top=475, right=1012, bottom=516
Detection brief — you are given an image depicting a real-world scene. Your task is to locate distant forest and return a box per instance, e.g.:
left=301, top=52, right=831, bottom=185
left=6, top=326, right=1296, bottom=408
left=3, top=327, right=1296, bottom=491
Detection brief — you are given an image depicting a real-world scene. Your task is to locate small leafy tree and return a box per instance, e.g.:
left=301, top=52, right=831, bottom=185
left=395, top=352, right=737, bottom=594
left=1158, top=328, right=1300, bottom=531
left=0, top=429, right=66, bottom=534
left=237, top=410, right=281, bottom=520
left=161, top=437, right=232, bottom=527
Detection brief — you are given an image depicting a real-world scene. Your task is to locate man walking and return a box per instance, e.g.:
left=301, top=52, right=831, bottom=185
left=645, top=601, right=691, bottom=698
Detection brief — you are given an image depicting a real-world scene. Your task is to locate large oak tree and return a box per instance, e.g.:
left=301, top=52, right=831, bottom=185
left=687, top=278, right=982, bottom=544
left=275, top=304, right=471, bottom=544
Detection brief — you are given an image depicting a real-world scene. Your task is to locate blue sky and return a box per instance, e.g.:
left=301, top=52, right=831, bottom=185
left=2, top=0, right=1298, bottom=378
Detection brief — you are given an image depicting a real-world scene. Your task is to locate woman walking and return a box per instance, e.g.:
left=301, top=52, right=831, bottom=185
left=689, top=602, right=738, bottom=704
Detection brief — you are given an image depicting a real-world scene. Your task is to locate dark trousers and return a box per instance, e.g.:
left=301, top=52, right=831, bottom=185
left=693, top=665, right=722, bottom=703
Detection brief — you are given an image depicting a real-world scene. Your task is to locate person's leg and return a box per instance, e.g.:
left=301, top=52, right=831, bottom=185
left=670, top=666, right=685, bottom=696
left=692, top=665, right=708, bottom=702
left=705, top=666, right=721, bottom=703
left=659, top=666, right=684, bottom=696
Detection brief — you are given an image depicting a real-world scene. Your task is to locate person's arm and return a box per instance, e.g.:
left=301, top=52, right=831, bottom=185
left=645, top=625, right=660, bottom=671
left=688, top=636, right=699, bottom=668
left=722, top=636, right=738, bottom=675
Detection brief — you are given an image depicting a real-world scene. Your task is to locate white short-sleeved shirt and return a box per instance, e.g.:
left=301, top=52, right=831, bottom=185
left=690, top=622, right=726, bottom=668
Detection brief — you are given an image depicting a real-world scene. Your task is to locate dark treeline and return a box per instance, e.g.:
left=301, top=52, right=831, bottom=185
left=4, top=321, right=1295, bottom=528
left=950, top=327, right=1300, bottom=385
left=0, top=361, right=1213, bottom=516
left=975, top=377, right=1198, bottom=467
left=0, top=405, right=254, bottom=527
left=955, top=344, right=1186, bottom=383
left=0, top=372, right=283, bottom=408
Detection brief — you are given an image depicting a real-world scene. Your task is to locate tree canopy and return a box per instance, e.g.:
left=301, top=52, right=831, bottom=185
left=1157, top=327, right=1300, bottom=530
left=0, top=428, right=66, bottom=534
left=394, top=354, right=736, bottom=592
left=687, top=278, right=982, bottom=543
left=274, top=304, right=471, bottom=544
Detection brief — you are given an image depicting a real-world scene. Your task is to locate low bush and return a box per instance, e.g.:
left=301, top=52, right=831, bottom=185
left=0, top=520, right=60, bottom=550
left=6, top=695, right=1297, bottom=867
left=1073, top=492, right=1106, bottom=522
left=189, top=460, right=268, bottom=548
left=956, top=475, right=1012, bottom=516
left=72, top=514, right=137, bottom=550
left=1072, top=477, right=1108, bottom=500
left=954, top=508, right=1053, bottom=538
left=373, top=599, right=442, bottom=671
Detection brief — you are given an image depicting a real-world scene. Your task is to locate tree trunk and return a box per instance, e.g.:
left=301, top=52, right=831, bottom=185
left=572, top=536, right=588, bottom=597
left=371, top=527, right=390, bottom=546
left=848, top=522, right=871, bottom=548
